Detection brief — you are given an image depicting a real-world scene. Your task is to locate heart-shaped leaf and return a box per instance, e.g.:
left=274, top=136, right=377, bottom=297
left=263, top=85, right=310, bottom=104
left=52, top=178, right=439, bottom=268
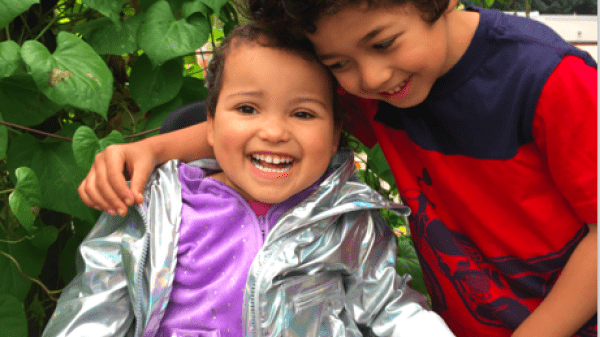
left=7, top=134, right=99, bottom=223
left=0, top=294, right=27, bottom=337
left=82, top=0, right=126, bottom=25
left=0, top=74, right=63, bottom=126
left=0, top=40, right=25, bottom=78
left=72, top=126, right=124, bottom=172
left=137, top=0, right=211, bottom=66
left=0, top=0, right=38, bottom=30
left=21, top=32, right=113, bottom=117
left=9, top=167, right=41, bottom=231
left=76, top=14, right=144, bottom=55
left=129, top=54, right=183, bottom=112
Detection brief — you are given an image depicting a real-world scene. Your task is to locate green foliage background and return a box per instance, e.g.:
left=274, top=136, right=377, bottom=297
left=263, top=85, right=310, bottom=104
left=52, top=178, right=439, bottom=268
left=0, top=0, right=421, bottom=335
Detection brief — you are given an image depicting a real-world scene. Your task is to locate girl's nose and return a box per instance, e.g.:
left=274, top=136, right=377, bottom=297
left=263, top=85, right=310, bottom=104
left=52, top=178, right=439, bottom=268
left=258, top=118, right=291, bottom=143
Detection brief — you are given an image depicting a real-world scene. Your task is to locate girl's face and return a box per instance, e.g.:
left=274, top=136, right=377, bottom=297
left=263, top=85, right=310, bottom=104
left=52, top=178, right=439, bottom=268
left=308, top=3, right=457, bottom=108
left=207, top=44, right=340, bottom=204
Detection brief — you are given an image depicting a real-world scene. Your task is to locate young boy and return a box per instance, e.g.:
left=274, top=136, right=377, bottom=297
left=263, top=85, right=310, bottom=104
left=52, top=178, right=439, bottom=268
left=79, top=1, right=597, bottom=336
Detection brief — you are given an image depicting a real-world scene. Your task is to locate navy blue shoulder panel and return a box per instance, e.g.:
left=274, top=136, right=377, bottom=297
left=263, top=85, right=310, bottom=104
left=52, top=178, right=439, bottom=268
left=374, top=8, right=596, bottom=160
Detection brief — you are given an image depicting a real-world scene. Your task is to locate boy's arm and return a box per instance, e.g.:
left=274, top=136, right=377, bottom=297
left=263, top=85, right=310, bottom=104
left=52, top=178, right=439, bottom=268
left=512, top=56, right=597, bottom=336
left=79, top=122, right=212, bottom=216
left=512, top=223, right=597, bottom=337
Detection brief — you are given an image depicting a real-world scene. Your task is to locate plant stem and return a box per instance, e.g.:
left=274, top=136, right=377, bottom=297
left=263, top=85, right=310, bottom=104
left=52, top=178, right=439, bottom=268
left=123, top=127, right=160, bottom=139
left=35, top=14, right=61, bottom=41
left=19, top=14, right=33, bottom=39
left=0, top=121, right=73, bottom=141
left=0, top=250, right=62, bottom=301
left=0, top=189, right=15, bottom=195
left=4, top=26, right=10, bottom=41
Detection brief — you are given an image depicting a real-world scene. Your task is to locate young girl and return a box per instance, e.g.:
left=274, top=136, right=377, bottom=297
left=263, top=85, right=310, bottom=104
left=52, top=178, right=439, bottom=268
left=46, top=23, right=454, bottom=336
left=78, top=1, right=597, bottom=336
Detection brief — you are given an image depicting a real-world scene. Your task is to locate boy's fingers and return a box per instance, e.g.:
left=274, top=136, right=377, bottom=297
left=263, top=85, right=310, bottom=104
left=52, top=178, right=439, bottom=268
left=128, top=164, right=153, bottom=205
left=103, top=146, right=136, bottom=207
left=91, top=157, right=128, bottom=216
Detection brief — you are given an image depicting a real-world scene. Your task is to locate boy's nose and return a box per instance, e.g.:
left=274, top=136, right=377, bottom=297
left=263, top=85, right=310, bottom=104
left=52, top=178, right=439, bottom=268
left=359, top=62, right=392, bottom=92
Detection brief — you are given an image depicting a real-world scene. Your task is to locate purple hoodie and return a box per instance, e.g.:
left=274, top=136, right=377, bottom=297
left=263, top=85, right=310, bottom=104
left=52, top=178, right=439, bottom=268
left=156, top=163, right=322, bottom=337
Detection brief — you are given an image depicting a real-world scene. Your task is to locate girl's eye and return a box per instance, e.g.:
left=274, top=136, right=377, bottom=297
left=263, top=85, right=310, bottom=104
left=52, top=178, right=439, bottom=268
left=238, top=105, right=257, bottom=114
left=372, top=37, right=396, bottom=50
left=294, top=111, right=314, bottom=119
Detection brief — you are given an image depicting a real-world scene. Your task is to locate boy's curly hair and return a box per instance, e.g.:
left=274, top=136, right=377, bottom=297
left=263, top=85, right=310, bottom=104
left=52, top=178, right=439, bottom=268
left=204, top=22, right=345, bottom=130
left=245, top=0, right=450, bottom=40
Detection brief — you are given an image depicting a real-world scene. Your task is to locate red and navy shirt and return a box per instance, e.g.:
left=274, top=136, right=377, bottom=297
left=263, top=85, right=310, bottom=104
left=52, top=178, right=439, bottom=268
left=345, top=7, right=597, bottom=337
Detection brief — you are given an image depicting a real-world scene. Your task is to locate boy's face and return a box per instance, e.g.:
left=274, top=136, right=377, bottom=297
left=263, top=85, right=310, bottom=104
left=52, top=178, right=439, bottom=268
left=207, top=43, right=340, bottom=203
left=308, top=3, right=456, bottom=108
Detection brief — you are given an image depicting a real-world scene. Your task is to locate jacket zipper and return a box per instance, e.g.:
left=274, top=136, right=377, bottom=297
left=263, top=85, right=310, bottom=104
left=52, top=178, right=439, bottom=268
left=134, top=203, right=150, bottom=337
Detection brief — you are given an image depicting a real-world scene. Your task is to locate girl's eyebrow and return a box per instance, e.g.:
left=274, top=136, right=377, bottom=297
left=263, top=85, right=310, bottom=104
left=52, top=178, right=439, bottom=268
left=289, top=97, right=329, bottom=109
left=224, top=91, right=263, bottom=99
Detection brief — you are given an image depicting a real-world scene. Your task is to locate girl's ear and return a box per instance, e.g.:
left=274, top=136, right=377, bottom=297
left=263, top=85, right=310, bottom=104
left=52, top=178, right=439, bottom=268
left=207, top=111, right=214, bottom=147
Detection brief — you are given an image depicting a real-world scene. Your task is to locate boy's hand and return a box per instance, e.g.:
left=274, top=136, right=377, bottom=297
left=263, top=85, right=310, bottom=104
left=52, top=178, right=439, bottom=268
left=78, top=143, right=157, bottom=217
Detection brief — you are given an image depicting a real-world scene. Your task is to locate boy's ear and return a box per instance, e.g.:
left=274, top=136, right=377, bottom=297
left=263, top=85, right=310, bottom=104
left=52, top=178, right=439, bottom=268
left=206, top=111, right=214, bottom=147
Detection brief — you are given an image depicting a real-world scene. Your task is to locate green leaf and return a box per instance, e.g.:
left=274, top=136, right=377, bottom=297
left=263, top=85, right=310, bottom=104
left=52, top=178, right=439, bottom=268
left=143, top=76, right=207, bottom=132
left=29, top=223, right=59, bottom=250
left=72, top=126, right=101, bottom=172
left=0, top=235, right=46, bottom=301
left=21, top=31, right=113, bottom=118
left=485, top=0, right=495, bottom=7
left=72, top=126, right=124, bottom=172
left=138, top=0, right=211, bottom=66
left=396, top=236, right=428, bottom=296
left=81, top=0, right=126, bottom=25
left=61, top=218, right=94, bottom=283
left=0, top=40, right=25, bottom=78
left=179, top=76, right=207, bottom=103
left=7, top=134, right=99, bottom=223
left=201, top=0, right=230, bottom=16
left=129, top=54, right=183, bottom=112
left=0, top=294, right=27, bottom=337
left=366, top=144, right=397, bottom=190
left=0, top=0, right=39, bottom=30
left=182, top=0, right=211, bottom=18
left=76, top=14, right=144, bottom=55
left=99, top=130, right=125, bottom=149
left=0, top=74, right=63, bottom=126
left=0, top=113, right=7, bottom=160
left=9, top=167, right=41, bottom=231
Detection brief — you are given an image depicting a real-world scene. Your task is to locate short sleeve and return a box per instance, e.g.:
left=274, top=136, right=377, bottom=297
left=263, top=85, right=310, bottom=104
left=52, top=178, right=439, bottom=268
left=532, top=55, right=597, bottom=223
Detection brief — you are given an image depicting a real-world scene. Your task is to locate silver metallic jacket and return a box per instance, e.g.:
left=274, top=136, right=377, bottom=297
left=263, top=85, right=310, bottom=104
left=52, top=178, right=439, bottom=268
left=43, top=149, right=454, bottom=337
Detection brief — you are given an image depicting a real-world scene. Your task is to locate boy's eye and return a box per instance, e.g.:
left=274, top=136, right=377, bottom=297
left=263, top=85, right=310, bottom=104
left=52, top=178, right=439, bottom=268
left=327, top=60, right=347, bottom=71
left=294, top=111, right=314, bottom=119
left=238, top=105, right=257, bottom=114
left=372, top=37, right=396, bottom=50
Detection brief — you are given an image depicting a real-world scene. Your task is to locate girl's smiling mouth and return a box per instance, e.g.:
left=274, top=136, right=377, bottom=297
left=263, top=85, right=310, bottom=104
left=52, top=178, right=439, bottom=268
left=250, top=153, right=294, bottom=173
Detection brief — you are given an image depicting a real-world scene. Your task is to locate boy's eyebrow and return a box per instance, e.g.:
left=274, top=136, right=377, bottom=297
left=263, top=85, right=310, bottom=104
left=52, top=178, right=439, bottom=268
left=359, top=26, right=388, bottom=44
left=318, top=25, right=389, bottom=60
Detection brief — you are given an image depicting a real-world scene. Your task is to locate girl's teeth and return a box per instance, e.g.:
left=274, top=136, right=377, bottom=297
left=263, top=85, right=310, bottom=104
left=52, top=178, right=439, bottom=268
left=253, top=162, right=291, bottom=173
left=387, top=86, right=401, bottom=94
